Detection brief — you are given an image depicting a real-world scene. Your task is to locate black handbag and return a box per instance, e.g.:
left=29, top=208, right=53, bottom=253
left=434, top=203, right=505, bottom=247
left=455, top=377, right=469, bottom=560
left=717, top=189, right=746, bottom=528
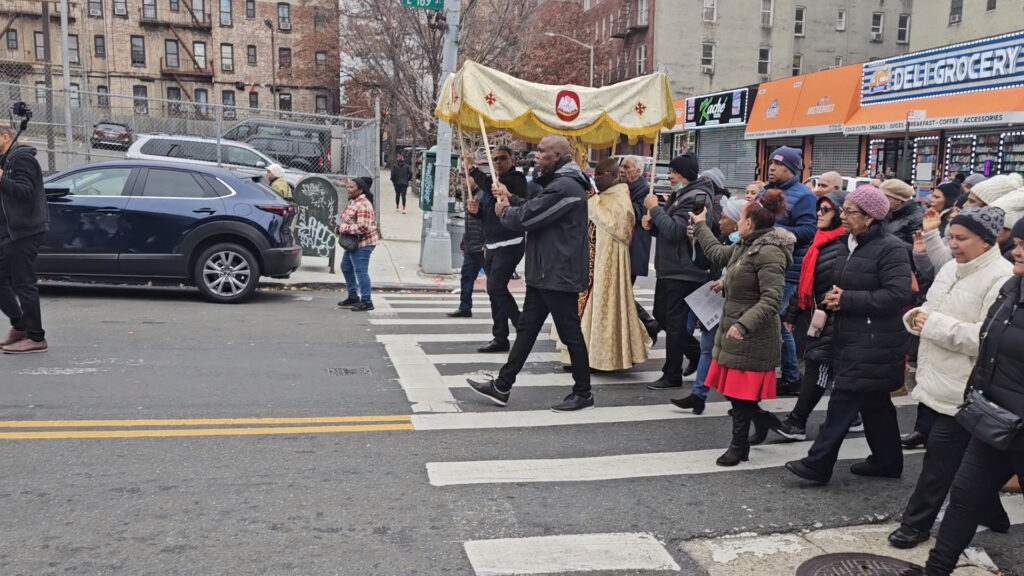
left=954, top=388, right=1023, bottom=451
left=338, top=233, right=360, bottom=252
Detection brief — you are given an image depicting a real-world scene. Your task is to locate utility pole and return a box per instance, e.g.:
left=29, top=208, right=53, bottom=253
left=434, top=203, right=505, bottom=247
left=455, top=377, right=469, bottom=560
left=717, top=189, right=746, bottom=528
left=59, top=0, right=73, bottom=167
left=41, top=1, right=56, bottom=172
left=264, top=19, right=277, bottom=111
left=420, top=1, right=460, bottom=274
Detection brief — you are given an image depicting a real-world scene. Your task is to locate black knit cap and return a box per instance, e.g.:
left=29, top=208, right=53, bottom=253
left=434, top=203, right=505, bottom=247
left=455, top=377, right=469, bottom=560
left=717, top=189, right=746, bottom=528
left=1013, top=217, right=1024, bottom=241
left=353, top=176, right=374, bottom=195
left=669, top=152, right=699, bottom=182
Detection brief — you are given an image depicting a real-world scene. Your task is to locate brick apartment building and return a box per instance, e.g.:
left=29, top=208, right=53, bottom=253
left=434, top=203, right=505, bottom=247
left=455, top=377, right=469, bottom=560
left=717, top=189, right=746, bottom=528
left=0, top=0, right=340, bottom=116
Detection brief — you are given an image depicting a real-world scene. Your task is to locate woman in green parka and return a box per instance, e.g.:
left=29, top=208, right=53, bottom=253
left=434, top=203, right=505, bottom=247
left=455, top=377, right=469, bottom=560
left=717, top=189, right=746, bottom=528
left=690, top=188, right=795, bottom=467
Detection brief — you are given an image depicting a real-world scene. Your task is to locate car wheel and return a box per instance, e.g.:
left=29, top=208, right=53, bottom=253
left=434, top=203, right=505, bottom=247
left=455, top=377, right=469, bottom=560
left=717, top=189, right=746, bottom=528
left=194, top=242, right=260, bottom=303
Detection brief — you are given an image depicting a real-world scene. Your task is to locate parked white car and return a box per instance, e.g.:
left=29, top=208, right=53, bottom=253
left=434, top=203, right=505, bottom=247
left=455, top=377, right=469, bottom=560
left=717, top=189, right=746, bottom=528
left=126, top=134, right=303, bottom=187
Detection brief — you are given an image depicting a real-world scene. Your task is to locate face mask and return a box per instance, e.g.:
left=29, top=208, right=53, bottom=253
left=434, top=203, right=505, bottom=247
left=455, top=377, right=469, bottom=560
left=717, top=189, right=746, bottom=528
left=729, top=231, right=741, bottom=244
left=672, top=182, right=684, bottom=192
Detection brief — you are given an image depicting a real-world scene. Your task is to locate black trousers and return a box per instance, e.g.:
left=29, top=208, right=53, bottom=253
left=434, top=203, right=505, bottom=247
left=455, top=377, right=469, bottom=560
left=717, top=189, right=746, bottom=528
left=485, top=243, right=524, bottom=342
left=927, top=437, right=1024, bottom=575
left=498, top=287, right=590, bottom=396
left=457, top=251, right=485, bottom=312
left=394, top=184, right=408, bottom=208
left=652, top=278, right=702, bottom=384
left=913, top=402, right=938, bottom=437
left=789, top=359, right=830, bottom=427
left=802, top=389, right=902, bottom=481
left=0, top=233, right=45, bottom=342
left=901, top=413, right=1008, bottom=532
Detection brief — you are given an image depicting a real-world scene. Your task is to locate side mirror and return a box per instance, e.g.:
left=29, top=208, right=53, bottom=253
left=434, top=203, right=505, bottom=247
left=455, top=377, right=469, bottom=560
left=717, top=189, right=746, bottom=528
left=255, top=160, right=266, bottom=168
left=45, top=186, right=71, bottom=198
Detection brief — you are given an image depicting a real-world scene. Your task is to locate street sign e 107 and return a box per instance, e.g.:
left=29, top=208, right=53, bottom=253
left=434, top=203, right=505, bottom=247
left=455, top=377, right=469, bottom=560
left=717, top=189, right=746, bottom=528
left=401, top=0, right=444, bottom=11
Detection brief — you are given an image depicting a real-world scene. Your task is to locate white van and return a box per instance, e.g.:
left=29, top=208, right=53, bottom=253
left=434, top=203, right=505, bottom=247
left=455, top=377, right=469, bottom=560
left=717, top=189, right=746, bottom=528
left=126, top=134, right=303, bottom=186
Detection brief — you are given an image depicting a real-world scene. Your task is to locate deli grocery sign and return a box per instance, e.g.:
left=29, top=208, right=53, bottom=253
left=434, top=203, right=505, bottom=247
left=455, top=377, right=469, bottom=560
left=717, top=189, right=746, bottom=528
left=684, top=88, right=750, bottom=130
left=861, top=31, right=1024, bottom=105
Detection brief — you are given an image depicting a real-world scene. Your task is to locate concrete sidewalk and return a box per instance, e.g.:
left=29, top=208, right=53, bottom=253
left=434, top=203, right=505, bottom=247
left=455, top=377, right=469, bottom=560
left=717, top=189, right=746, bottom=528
left=262, top=169, right=526, bottom=293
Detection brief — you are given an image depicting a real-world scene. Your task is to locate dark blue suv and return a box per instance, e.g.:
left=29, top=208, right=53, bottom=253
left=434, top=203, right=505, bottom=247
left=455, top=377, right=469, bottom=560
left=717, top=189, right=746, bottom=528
left=41, top=161, right=301, bottom=303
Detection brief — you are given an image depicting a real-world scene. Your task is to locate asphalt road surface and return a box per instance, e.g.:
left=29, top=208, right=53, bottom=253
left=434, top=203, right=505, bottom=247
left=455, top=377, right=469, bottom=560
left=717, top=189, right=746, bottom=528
left=1, top=283, right=1020, bottom=575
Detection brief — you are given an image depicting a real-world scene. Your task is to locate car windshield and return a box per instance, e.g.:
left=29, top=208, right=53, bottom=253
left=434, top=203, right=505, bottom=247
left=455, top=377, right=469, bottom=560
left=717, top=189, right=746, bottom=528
left=97, top=123, right=126, bottom=131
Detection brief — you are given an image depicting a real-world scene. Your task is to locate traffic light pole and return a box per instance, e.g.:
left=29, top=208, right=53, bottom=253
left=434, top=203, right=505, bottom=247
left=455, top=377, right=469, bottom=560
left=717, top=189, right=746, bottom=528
left=420, top=1, right=459, bottom=274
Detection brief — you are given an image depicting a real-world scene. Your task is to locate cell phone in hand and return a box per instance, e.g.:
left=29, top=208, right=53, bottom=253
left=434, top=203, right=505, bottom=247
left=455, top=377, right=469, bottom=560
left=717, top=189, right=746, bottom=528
left=692, top=194, right=706, bottom=215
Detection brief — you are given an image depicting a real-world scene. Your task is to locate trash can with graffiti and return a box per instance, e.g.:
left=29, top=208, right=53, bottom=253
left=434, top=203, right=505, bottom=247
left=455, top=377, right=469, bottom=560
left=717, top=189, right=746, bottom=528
left=292, top=175, right=341, bottom=273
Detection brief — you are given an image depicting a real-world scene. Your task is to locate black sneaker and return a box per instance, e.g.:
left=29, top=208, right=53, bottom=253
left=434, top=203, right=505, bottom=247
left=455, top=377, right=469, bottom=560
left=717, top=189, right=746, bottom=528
left=466, top=375, right=510, bottom=407
left=682, top=359, right=699, bottom=378
left=350, top=301, right=375, bottom=312
left=646, top=378, right=682, bottom=390
left=337, top=296, right=359, bottom=307
left=773, top=416, right=807, bottom=441
left=551, top=392, right=595, bottom=412
left=848, top=415, right=864, bottom=433
left=446, top=309, right=472, bottom=318
left=776, top=380, right=801, bottom=396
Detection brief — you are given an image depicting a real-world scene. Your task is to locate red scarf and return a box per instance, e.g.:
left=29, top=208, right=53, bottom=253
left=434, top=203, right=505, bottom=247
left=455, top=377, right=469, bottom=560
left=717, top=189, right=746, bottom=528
left=798, top=227, right=844, bottom=310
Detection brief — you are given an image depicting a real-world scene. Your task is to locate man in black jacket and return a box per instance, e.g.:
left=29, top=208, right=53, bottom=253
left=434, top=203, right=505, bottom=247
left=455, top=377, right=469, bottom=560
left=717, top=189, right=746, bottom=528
left=464, top=146, right=530, bottom=353
left=390, top=156, right=412, bottom=213
left=467, top=135, right=592, bottom=412
left=621, top=156, right=658, bottom=341
left=447, top=177, right=486, bottom=318
left=0, top=125, right=49, bottom=353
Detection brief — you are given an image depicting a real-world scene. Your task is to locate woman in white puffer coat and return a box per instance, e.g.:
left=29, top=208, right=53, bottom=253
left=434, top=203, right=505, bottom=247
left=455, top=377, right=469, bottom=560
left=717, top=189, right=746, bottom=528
left=887, top=206, right=1015, bottom=550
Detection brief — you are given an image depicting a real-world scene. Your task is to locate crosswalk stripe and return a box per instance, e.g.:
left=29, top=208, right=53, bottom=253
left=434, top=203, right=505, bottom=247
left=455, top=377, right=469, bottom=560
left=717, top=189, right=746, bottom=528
left=464, top=532, right=680, bottom=575
left=379, top=297, right=653, bottom=304
left=378, top=334, right=521, bottom=344
left=427, top=349, right=666, bottom=364
left=382, top=342, right=460, bottom=413
left=428, top=437, right=878, bottom=486
left=414, top=396, right=918, bottom=431
left=369, top=318, right=551, bottom=326
left=441, top=370, right=665, bottom=388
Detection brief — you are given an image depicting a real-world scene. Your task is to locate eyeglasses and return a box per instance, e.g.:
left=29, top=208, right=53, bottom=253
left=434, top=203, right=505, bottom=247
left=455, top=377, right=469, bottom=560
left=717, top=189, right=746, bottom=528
left=817, top=206, right=834, bottom=214
left=493, top=155, right=511, bottom=161
left=840, top=207, right=866, bottom=217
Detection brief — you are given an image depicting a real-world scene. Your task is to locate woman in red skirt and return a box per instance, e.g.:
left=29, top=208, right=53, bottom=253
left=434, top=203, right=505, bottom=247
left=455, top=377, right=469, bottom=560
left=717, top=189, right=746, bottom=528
left=690, top=189, right=795, bottom=466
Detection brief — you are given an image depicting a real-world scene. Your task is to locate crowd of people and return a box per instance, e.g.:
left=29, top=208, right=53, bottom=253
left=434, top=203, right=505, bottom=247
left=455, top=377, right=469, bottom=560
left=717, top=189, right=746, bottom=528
left=446, top=134, right=1023, bottom=576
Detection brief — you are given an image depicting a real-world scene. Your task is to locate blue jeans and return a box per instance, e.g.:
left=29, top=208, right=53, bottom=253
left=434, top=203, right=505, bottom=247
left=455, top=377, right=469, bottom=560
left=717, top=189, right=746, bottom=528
left=458, top=251, right=485, bottom=312
left=780, top=280, right=800, bottom=382
left=341, top=245, right=375, bottom=303
left=687, top=312, right=717, bottom=399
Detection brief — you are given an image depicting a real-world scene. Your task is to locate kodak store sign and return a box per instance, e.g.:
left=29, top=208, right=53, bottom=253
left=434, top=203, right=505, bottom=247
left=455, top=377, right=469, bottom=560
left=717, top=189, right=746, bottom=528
left=861, top=31, right=1024, bottom=106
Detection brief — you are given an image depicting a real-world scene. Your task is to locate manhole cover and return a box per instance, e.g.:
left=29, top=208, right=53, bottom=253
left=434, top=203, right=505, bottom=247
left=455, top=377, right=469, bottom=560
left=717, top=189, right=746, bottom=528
left=327, top=367, right=371, bottom=376
left=796, top=553, right=920, bottom=576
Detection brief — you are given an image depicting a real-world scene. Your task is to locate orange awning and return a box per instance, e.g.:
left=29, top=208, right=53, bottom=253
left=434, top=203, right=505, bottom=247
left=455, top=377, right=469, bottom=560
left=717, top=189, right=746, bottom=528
left=672, top=98, right=686, bottom=130
left=844, top=86, right=1024, bottom=135
left=745, top=65, right=863, bottom=140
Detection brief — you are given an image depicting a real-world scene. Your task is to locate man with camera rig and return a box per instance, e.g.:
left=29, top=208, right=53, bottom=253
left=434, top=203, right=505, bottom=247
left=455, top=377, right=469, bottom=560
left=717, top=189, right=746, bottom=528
left=0, top=119, right=49, bottom=353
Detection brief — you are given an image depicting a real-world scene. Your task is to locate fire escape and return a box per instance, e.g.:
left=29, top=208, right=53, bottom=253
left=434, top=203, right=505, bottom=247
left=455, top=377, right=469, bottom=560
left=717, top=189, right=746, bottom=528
left=139, top=2, right=214, bottom=105
left=610, top=0, right=649, bottom=83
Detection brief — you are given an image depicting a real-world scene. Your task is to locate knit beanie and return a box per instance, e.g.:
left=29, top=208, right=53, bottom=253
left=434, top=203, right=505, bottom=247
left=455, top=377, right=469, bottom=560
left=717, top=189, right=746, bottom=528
left=972, top=173, right=1023, bottom=206
left=989, top=189, right=1024, bottom=231
left=669, top=153, right=699, bottom=182
left=700, top=167, right=726, bottom=191
left=846, top=185, right=890, bottom=220
left=1014, top=217, right=1024, bottom=241
left=963, top=173, right=987, bottom=188
left=720, top=196, right=749, bottom=223
left=770, top=146, right=802, bottom=176
left=353, top=176, right=374, bottom=195
left=880, top=179, right=915, bottom=202
left=954, top=193, right=970, bottom=208
left=937, top=181, right=962, bottom=200
left=950, top=206, right=1005, bottom=245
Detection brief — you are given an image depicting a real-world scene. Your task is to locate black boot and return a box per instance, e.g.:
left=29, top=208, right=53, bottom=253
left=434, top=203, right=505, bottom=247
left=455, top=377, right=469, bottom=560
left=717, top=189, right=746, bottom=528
left=670, top=394, right=706, bottom=415
left=635, top=300, right=659, bottom=345
left=717, top=407, right=752, bottom=467
left=749, top=408, right=782, bottom=445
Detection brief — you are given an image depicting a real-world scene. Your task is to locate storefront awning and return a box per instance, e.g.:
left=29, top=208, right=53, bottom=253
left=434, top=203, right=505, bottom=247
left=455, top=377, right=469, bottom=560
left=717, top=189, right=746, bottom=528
left=843, top=86, right=1024, bottom=135
left=745, top=65, right=863, bottom=140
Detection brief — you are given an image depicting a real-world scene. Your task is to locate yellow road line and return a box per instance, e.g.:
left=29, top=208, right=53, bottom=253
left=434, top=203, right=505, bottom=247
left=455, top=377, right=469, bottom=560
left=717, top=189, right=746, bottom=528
left=0, top=414, right=412, bottom=428
left=0, top=423, right=414, bottom=440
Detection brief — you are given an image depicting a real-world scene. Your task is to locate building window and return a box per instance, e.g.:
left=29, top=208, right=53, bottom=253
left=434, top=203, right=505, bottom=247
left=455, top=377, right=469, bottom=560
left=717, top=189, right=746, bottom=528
left=279, top=47, right=291, bottom=69
left=760, top=0, right=773, bottom=27
left=142, top=0, right=157, bottom=19
left=949, top=0, right=963, bottom=25
left=6, top=30, right=16, bottom=50
left=279, top=93, right=292, bottom=111
left=277, top=3, right=291, bottom=30
left=195, top=88, right=209, bottom=116
left=636, top=43, right=646, bottom=75
left=219, top=0, right=231, bottom=25
left=88, top=0, right=102, bottom=15
left=246, top=0, right=254, bottom=18
left=165, top=39, right=179, bottom=68
left=897, top=14, right=910, bottom=43
left=131, top=36, right=146, bottom=65
left=637, top=0, right=648, bottom=25
left=34, top=31, right=44, bottom=61
left=316, top=94, right=327, bottom=114
left=836, top=8, right=846, bottom=31
left=315, top=51, right=326, bottom=70
left=97, top=85, right=109, bottom=107
left=113, top=0, right=127, bottom=15
left=167, top=86, right=182, bottom=114
left=170, top=0, right=179, bottom=12
left=314, top=9, right=326, bottom=31
left=700, top=43, right=714, bottom=68
left=871, top=12, right=884, bottom=39
left=834, top=55, right=843, bottom=67
left=133, top=85, right=149, bottom=115
left=193, top=41, right=206, bottom=69
left=249, top=91, right=258, bottom=109
left=222, top=90, right=235, bottom=115
left=792, top=54, right=802, bottom=76
left=94, top=35, right=105, bottom=57
left=69, top=83, right=80, bottom=107
left=987, top=0, right=997, bottom=10
left=758, top=47, right=771, bottom=75
left=246, top=45, right=256, bottom=65
left=702, top=0, right=716, bottom=22
left=221, top=43, right=233, bottom=71
left=794, top=6, right=805, bottom=36
left=35, top=81, right=46, bottom=104
left=67, top=35, right=79, bottom=64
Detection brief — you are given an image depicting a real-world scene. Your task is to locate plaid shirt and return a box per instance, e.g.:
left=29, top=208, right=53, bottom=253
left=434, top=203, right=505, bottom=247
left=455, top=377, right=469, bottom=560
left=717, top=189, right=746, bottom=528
left=338, top=194, right=379, bottom=248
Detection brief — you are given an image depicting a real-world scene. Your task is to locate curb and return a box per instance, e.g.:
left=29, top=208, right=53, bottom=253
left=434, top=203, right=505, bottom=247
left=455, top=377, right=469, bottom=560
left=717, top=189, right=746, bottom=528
left=259, top=281, right=458, bottom=293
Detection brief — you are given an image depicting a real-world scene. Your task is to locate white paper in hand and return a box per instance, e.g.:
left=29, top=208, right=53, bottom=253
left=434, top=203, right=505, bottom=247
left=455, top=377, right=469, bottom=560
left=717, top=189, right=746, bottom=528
left=684, top=280, right=725, bottom=330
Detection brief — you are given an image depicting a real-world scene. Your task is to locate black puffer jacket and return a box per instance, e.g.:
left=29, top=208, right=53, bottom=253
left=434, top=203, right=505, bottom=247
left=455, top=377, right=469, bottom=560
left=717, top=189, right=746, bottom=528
left=0, top=144, right=48, bottom=242
left=628, top=176, right=653, bottom=278
left=461, top=190, right=485, bottom=254
left=830, top=222, right=914, bottom=393
left=499, top=158, right=589, bottom=293
left=968, top=275, right=1024, bottom=441
left=886, top=199, right=926, bottom=246
left=470, top=167, right=529, bottom=245
left=648, top=177, right=715, bottom=283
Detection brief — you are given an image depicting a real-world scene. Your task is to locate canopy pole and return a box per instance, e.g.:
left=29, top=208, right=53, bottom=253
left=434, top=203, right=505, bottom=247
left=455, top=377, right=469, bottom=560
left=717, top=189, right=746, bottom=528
left=478, top=115, right=497, bottom=179
left=649, top=137, right=659, bottom=195
left=611, top=137, right=617, bottom=157
left=457, top=124, right=472, bottom=200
